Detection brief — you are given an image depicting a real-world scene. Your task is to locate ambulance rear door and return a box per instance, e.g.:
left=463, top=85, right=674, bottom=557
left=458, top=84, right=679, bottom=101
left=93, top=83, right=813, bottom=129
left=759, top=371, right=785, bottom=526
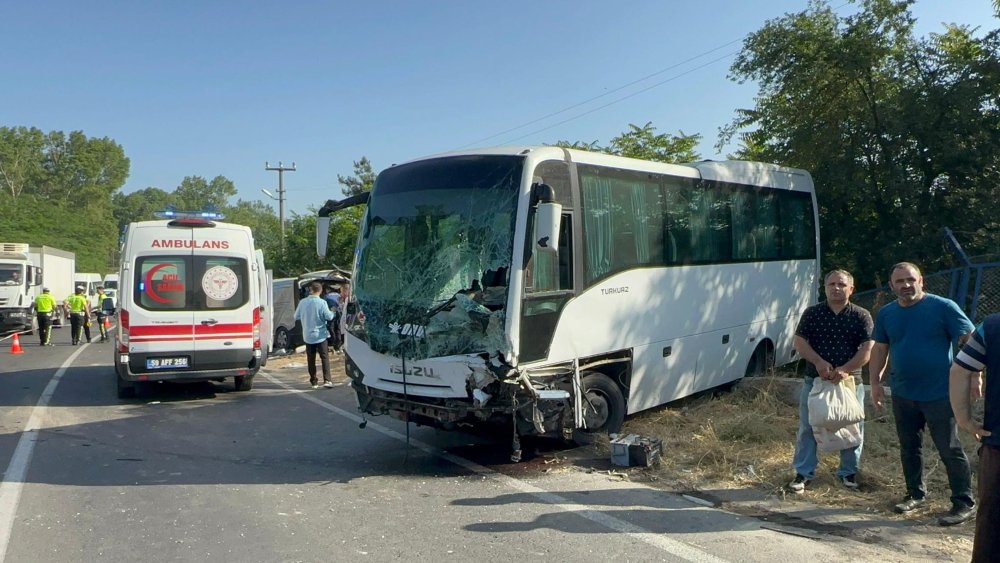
left=190, top=226, right=255, bottom=371
left=130, top=243, right=196, bottom=373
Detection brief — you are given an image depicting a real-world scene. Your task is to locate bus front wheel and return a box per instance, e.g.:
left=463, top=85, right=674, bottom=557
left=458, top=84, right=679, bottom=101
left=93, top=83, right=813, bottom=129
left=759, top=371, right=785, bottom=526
left=744, top=343, right=774, bottom=377
left=572, top=372, right=626, bottom=445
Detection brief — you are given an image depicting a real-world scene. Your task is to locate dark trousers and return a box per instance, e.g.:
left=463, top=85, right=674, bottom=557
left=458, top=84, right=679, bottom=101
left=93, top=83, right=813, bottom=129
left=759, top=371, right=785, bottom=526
left=973, top=444, right=1000, bottom=562
left=69, top=313, right=91, bottom=344
left=328, top=313, right=342, bottom=351
left=305, top=340, right=331, bottom=385
left=891, top=396, right=974, bottom=507
left=36, top=312, right=52, bottom=345
left=95, top=312, right=108, bottom=340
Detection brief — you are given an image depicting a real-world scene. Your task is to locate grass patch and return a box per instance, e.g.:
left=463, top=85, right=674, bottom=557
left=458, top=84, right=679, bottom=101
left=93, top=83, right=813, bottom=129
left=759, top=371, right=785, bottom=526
left=614, top=371, right=983, bottom=515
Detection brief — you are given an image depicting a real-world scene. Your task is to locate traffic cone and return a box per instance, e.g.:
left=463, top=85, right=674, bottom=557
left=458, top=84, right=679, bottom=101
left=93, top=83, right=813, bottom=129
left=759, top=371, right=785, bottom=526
left=10, top=333, right=24, bottom=354
left=103, top=316, right=111, bottom=330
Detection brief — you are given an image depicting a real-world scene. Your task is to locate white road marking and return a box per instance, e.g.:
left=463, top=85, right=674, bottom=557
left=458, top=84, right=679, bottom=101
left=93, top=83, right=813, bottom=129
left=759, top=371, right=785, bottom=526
left=263, top=372, right=730, bottom=563
left=0, top=345, right=88, bottom=562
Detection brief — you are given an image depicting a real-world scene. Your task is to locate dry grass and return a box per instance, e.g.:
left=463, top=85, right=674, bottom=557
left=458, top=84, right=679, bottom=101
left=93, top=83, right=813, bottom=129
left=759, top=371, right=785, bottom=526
left=612, top=372, right=984, bottom=515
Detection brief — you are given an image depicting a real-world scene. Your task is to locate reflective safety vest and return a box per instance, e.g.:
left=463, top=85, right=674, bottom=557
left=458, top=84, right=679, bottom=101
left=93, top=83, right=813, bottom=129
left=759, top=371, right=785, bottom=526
left=35, top=293, right=56, bottom=313
left=66, top=293, right=88, bottom=313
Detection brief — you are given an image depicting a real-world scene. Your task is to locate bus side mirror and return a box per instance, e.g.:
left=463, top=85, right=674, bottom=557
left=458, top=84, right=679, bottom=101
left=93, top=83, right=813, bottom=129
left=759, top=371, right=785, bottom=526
left=532, top=182, right=561, bottom=252
left=535, top=202, right=562, bottom=252
left=316, top=216, right=331, bottom=258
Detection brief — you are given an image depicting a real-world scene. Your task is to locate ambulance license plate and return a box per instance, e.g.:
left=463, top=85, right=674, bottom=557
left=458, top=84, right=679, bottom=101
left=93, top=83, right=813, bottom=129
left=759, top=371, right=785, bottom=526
left=147, top=357, right=189, bottom=369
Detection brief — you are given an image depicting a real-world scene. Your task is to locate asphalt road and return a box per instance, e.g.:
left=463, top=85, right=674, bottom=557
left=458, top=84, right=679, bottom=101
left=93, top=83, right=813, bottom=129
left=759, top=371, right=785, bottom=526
left=0, top=329, right=912, bottom=562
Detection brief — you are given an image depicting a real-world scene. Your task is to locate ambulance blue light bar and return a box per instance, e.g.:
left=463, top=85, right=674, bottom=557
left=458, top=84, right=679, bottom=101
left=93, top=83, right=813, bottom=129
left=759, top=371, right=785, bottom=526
left=154, top=210, right=226, bottom=220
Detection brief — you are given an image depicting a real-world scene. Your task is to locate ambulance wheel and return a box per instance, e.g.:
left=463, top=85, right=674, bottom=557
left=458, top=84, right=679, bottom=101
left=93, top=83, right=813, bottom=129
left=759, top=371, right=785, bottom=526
left=572, top=372, right=626, bottom=445
left=117, top=375, right=135, bottom=399
left=234, top=374, right=254, bottom=392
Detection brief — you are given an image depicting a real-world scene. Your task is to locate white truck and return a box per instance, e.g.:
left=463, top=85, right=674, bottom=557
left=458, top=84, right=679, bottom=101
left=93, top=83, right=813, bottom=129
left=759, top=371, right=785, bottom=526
left=0, top=243, right=42, bottom=334
left=29, top=245, right=76, bottom=326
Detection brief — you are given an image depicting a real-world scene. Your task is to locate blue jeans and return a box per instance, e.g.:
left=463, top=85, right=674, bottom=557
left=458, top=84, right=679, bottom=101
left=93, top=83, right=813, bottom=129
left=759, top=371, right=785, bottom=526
left=891, top=395, right=974, bottom=507
left=792, top=376, right=865, bottom=479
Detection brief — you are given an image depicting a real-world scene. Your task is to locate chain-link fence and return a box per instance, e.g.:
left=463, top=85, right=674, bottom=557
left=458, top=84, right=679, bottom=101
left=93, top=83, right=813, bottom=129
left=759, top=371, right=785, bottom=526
left=852, top=263, right=1000, bottom=322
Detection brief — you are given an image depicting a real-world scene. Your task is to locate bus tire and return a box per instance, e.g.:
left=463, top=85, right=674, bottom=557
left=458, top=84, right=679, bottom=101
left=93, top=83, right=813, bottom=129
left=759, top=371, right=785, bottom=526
left=234, top=374, right=254, bottom=392
left=744, top=343, right=774, bottom=377
left=572, top=372, right=626, bottom=445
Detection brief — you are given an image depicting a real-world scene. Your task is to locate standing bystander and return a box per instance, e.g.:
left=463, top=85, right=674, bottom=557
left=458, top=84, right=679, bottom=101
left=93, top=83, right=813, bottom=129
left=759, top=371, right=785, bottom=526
left=869, top=262, right=977, bottom=525
left=950, top=313, right=1000, bottom=561
left=323, top=284, right=342, bottom=353
left=788, top=269, right=874, bottom=492
left=92, top=285, right=110, bottom=342
left=294, top=281, right=335, bottom=389
left=65, top=285, right=92, bottom=345
left=34, top=287, right=56, bottom=346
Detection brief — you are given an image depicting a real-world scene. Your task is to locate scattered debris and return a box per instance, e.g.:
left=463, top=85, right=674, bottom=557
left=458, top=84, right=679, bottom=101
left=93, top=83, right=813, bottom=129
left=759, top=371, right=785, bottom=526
left=610, top=433, right=662, bottom=467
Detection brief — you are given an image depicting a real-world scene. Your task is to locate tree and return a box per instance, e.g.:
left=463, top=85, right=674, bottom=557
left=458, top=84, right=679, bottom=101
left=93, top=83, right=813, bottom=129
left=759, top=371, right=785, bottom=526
left=555, top=122, right=701, bottom=163
left=0, top=127, right=129, bottom=272
left=173, top=175, right=237, bottom=211
left=112, top=188, right=176, bottom=236
left=722, top=0, right=1000, bottom=288
left=0, top=127, right=45, bottom=199
left=336, top=157, right=376, bottom=196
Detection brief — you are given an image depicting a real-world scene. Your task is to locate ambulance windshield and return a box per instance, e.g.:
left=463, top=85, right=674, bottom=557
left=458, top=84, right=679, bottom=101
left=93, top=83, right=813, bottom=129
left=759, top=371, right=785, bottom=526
left=349, top=155, right=521, bottom=360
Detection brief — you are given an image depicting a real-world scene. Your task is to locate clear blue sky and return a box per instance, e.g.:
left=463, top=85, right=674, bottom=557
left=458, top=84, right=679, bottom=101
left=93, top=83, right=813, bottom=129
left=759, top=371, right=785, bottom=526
left=2, top=1, right=996, bottom=217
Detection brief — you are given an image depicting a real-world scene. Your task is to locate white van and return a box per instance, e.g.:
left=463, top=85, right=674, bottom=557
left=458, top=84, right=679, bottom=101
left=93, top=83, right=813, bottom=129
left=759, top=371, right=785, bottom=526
left=114, top=212, right=270, bottom=398
left=74, top=272, right=102, bottom=297
left=102, top=273, right=119, bottom=291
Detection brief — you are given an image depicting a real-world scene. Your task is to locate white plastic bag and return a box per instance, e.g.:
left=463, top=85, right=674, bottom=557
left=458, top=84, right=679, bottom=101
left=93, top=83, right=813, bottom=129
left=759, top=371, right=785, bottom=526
left=813, top=422, right=863, bottom=452
left=807, top=378, right=865, bottom=430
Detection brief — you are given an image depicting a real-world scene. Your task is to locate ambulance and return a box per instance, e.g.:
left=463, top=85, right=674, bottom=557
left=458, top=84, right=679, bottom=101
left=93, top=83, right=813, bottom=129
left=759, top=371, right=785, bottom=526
left=114, top=211, right=270, bottom=398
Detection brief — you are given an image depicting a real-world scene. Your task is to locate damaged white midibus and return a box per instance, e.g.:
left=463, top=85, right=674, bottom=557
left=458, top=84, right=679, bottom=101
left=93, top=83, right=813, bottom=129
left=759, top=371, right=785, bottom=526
left=316, top=147, right=818, bottom=458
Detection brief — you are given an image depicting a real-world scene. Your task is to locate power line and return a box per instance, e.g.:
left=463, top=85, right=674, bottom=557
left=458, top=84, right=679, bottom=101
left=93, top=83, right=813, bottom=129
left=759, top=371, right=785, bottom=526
left=500, top=50, right=740, bottom=145
left=457, top=1, right=857, bottom=149
left=456, top=38, right=743, bottom=150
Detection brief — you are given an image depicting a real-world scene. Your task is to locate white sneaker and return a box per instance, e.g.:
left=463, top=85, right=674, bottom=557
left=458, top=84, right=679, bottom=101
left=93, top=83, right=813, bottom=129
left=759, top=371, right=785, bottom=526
left=323, top=381, right=334, bottom=388
left=311, top=384, right=320, bottom=389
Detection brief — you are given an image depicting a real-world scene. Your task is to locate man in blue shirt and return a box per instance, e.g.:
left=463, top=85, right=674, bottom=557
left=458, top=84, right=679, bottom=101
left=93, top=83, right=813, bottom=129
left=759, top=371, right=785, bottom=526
left=294, top=281, right=335, bottom=389
left=951, top=314, right=1000, bottom=561
left=870, top=262, right=976, bottom=525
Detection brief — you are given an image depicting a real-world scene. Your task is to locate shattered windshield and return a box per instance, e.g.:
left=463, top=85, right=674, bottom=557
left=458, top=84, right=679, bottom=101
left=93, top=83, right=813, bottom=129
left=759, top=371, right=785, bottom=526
left=351, top=155, right=522, bottom=359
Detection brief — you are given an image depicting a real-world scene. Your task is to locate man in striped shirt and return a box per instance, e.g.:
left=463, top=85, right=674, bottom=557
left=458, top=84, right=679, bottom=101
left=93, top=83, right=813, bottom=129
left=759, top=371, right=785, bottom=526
left=951, top=314, right=1000, bottom=562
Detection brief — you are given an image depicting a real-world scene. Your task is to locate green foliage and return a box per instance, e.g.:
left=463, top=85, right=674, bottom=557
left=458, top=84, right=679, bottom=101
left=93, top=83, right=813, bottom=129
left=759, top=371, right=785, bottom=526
left=554, top=122, right=701, bottom=163
left=723, top=0, right=1000, bottom=288
left=173, top=175, right=237, bottom=211
left=337, top=157, right=376, bottom=196
left=112, top=187, right=175, bottom=237
left=0, top=127, right=129, bottom=272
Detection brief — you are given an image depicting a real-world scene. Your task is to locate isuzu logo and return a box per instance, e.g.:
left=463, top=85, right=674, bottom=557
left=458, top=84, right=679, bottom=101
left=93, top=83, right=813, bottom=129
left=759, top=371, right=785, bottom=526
left=388, top=322, right=425, bottom=338
left=389, top=364, right=437, bottom=378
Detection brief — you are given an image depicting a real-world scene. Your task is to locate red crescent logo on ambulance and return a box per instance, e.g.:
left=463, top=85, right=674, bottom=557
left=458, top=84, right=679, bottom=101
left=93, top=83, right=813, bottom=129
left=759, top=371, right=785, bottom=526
left=144, top=263, right=176, bottom=304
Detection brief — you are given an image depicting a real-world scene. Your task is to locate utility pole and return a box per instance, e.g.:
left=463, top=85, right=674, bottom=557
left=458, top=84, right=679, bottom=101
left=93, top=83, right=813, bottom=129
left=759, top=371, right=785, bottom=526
left=265, top=161, right=296, bottom=250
